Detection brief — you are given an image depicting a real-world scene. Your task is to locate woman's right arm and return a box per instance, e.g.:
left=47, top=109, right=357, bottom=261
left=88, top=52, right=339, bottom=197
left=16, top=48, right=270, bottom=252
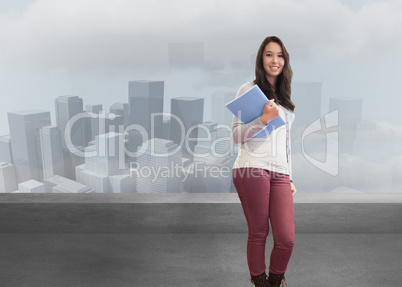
left=231, top=114, right=268, bottom=144
left=231, top=84, right=279, bottom=144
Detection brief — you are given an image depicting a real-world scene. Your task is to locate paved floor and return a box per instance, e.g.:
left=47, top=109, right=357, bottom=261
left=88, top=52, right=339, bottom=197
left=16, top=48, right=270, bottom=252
left=1, top=233, right=401, bottom=287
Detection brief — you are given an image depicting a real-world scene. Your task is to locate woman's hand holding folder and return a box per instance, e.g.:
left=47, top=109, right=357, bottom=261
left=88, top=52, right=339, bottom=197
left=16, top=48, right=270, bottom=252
left=260, top=99, right=280, bottom=125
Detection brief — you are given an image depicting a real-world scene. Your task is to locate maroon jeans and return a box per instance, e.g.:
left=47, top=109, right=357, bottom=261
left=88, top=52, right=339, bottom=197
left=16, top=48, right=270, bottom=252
left=232, top=167, right=295, bottom=276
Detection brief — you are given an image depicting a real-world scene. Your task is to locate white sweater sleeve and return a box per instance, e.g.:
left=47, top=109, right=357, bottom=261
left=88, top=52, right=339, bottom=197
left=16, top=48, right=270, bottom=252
left=231, top=83, right=269, bottom=144
left=231, top=115, right=269, bottom=144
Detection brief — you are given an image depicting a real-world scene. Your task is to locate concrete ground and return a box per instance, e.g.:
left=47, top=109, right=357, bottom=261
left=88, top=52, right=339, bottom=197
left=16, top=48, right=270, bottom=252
left=1, top=193, right=401, bottom=287
left=1, top=234, right=401, bottom=287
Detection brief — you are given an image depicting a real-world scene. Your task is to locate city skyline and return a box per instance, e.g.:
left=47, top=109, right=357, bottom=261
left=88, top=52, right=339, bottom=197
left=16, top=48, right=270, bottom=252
left=0, top=0, right=401, bottom=193
left=0, top=75, right=401, bottom=193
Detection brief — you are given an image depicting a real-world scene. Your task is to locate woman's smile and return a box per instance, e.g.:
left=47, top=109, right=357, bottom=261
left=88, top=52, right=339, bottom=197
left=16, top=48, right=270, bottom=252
left=262, top=41, right=285, bottom=85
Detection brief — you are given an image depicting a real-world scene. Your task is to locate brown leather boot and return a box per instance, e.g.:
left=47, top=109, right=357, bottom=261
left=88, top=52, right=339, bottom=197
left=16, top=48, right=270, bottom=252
left=250, top=271, right=269, bottom=286
left=268, top=271, right=287, bottom=287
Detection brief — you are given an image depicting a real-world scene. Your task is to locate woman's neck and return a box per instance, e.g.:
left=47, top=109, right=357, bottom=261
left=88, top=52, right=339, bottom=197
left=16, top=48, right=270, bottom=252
left=266, top=75, right=277, bottom=87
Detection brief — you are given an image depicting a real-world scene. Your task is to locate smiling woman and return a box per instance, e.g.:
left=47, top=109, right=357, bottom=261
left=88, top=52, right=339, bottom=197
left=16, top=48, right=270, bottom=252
left=262, top=42, right=284, bottom=83
left=254, top=36, right=294, bottom=112
left=231, top=36, right=295, bottom=287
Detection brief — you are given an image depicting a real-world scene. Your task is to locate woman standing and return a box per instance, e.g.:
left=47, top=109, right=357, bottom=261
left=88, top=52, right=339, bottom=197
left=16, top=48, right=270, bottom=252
left=232, top=36, right=296, bottom=287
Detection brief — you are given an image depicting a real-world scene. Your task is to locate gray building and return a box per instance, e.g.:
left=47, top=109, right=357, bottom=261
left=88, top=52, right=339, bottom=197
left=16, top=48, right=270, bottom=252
left=44, top=175, right=94, bottom=193
left=86, top=104, right=103, bottom=114
left=18, top=179, right=46, bottom=193
left=185, top=157, right=235, bottom=193
left=8, top=110, right=51, bottom=183
left=76, top=132, right=133, bottom=193
left=86, top=132, right=125, bottom=177
left=62, top=146, right=85, bottom=180
left=0, top=162, right=17, bottom=192
left=110, top=102, right=129, bottom=128
left=90, top=111, right=124, bottom=141
left=56, top=96, right=91, bottom=177
left=40, top=126, right=64, bottom=179
left=86, top=104, right=103, bottom=140
left=128, top=80, right=164, bottom=139
left=135, top=138, right=182, bottom=193
left=161, top=115, right=171, bottom=140
left=193, top=122, right=218, bottom=157
left=170, top=97, right=204, bottom=159
left=185, top=122, right=236, bottom=193
left=55, top=96, right=87, bottom=148
left=0, top=135, right=13, bottom=164
left=193, top=121, right=234, bottom=158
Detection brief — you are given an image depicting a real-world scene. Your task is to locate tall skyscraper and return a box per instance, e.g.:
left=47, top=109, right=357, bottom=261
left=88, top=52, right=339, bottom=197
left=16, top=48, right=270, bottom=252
left=8, top=110, right=51, bottom=183
left=40, top=126, right=64, bottom=179
left=128, top=80, right=164, bottom=140
left=55, top=96, right=85, bottom=148
left=110, top=102, right=129, bottom=128
left=55, top=96, right=90, bottom=179
left=0, top=162, right=17, bottom=192
left=170, top=97, right=204, bottom=159
left=86, top=104, right=103, bottom=140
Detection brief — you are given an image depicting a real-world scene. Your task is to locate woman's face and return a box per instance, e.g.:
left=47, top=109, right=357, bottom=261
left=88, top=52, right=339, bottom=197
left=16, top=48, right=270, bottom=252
left=262, top=41, right=285, bottom=83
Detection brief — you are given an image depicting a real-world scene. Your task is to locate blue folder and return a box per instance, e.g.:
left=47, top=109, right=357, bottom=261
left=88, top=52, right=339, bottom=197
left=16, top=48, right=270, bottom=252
left=225, top=85, right=285, bottom=138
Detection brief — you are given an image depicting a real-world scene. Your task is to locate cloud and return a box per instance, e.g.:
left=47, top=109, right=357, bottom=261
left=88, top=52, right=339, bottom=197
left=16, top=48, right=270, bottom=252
left=292, top=151, right=401, bottom=193
left=353, top=121, right=402, bottom=153
left=292, top=118, right=402, bottom=192
left=0, top=0, right=402, bottom=75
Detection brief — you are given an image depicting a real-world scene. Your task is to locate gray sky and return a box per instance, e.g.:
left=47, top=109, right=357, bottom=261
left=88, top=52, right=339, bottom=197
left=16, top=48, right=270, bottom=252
left=1, top=0, right=402, bottom=135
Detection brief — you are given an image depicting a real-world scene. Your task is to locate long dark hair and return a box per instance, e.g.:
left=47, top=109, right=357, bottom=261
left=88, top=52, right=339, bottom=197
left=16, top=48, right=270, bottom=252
left=253, top=36, right=295, bottom=112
